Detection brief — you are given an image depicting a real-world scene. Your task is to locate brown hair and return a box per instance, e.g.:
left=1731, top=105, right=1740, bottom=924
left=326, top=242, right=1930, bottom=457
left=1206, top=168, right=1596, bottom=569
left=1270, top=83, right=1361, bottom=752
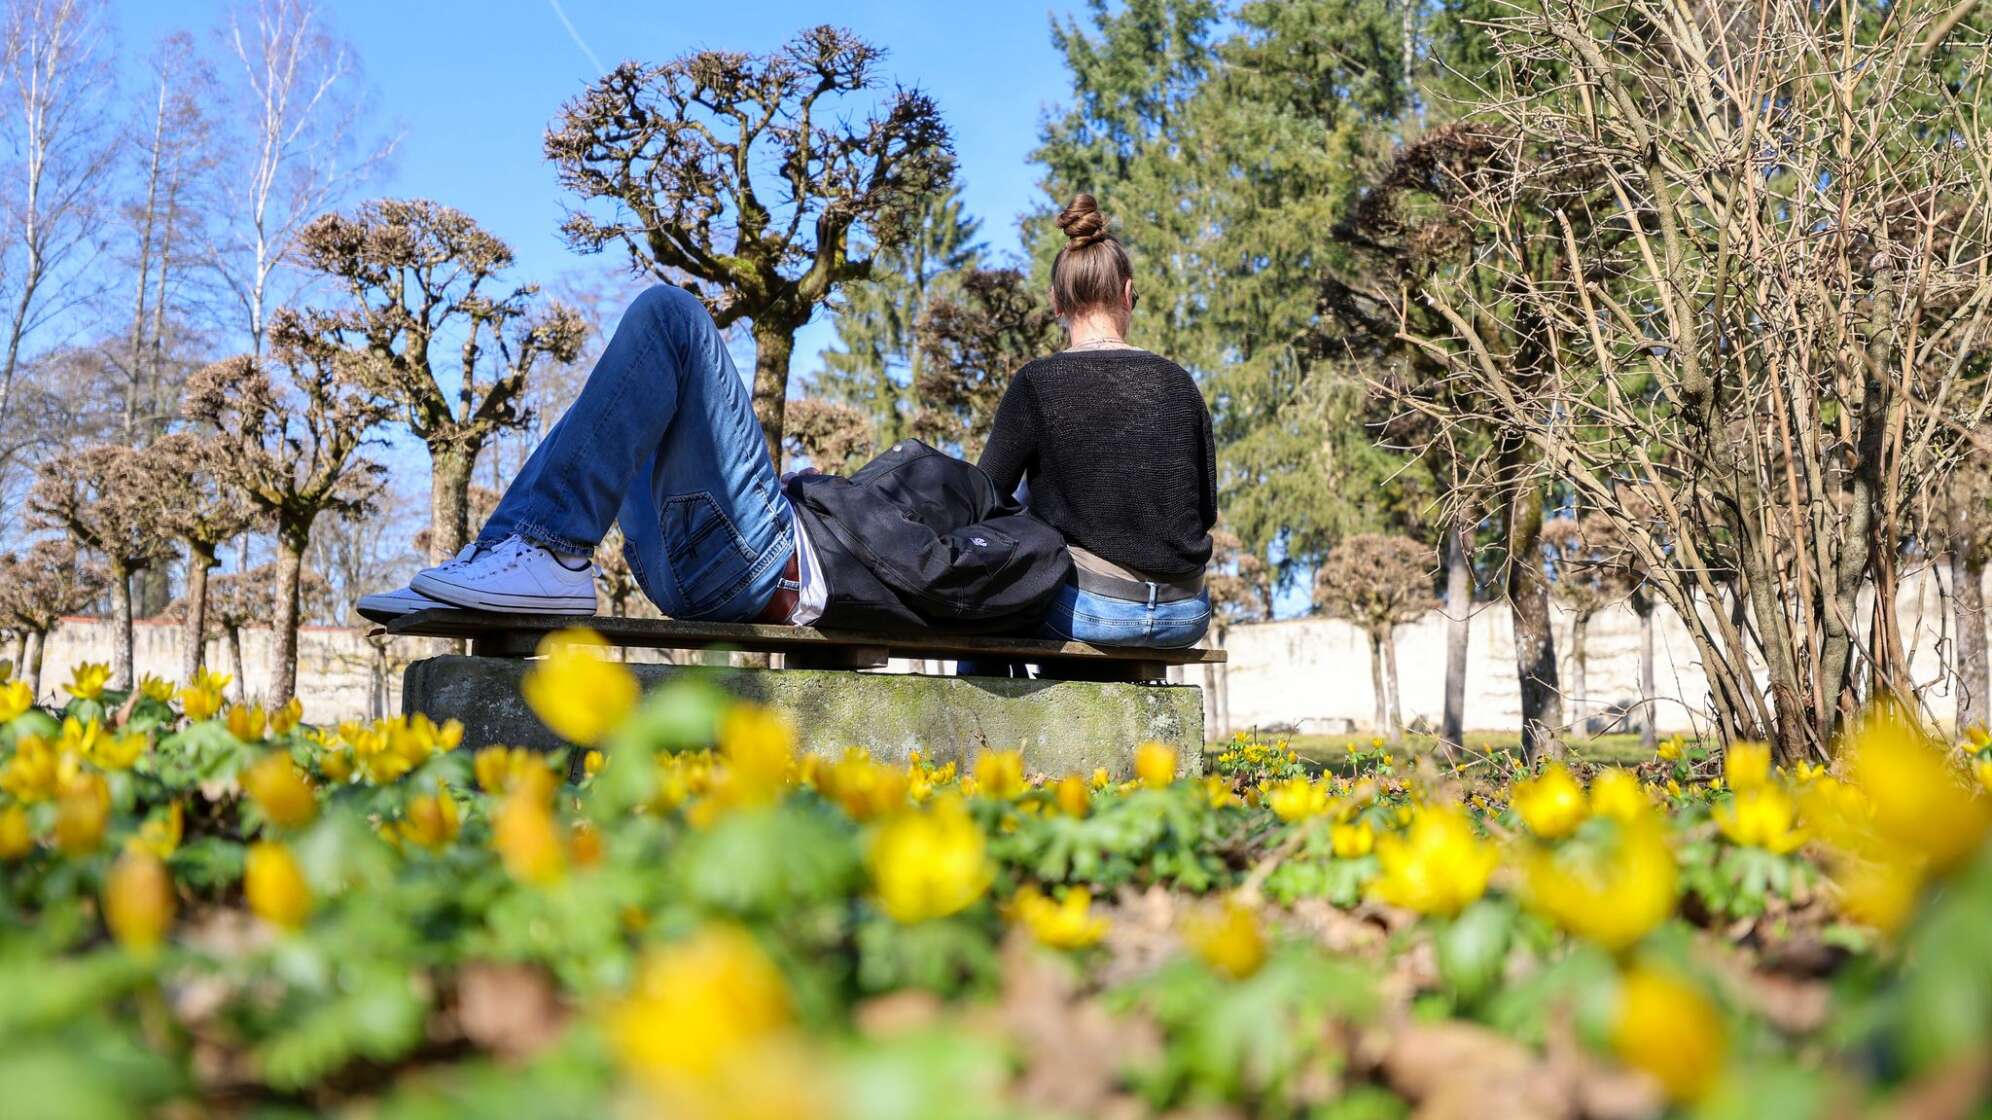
left=1050, top=194, right=1133, bottom=320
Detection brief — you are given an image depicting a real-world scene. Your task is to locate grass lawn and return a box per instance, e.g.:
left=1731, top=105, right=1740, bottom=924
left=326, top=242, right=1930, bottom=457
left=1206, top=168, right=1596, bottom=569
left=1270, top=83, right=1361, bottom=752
left=1277, top=730, right=1661, bottom=774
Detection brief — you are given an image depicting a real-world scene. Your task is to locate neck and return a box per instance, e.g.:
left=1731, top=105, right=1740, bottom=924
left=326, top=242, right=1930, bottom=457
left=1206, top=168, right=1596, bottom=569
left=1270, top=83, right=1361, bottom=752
left=1066, top=311, right=1126, bottom=347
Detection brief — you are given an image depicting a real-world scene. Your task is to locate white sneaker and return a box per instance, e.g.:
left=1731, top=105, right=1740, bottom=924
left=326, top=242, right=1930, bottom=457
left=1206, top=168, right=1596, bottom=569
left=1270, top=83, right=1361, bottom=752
left=410, top=534, right=599, bottom=615
left=356, top=585, right=454, bottom=623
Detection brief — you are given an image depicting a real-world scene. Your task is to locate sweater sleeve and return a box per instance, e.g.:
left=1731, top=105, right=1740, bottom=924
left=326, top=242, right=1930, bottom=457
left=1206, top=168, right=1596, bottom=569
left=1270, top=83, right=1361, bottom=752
left=1198, top=393, right=1218, bottom=533
left=977, top=369, right=1038, bottom=498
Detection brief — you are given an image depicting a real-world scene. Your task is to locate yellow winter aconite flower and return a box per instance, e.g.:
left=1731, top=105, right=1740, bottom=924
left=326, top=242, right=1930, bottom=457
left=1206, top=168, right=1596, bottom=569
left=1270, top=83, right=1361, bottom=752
left=0, top=804, right=32, bottom=860
left=242, top=753, right=318, bottom=829
left=493, top=791, right=566, bottom=885
left=1369, top=805, right=1497, bottom=917
left=103, top=849, right=175, bottom=953
left=1656, top=736, right=1683, bottom=762
left=55, top=772, right=110, bottom=854
left=1511, top=763, right=1587, bottom=840
left=972, top=749, right=1027, bottom=800
left=1833, top=856, right=1922, bottom=935
left=64, top=662, right=110, bottom=702
left=521, top=628, right=638, bottom=746
left=397, top=787, right=461, bottom=851
left=269, top=696, right=303, bottom=735
left=1978, top=756, right=1992, bottom=793
left=1186, top=898, right=1267, bottom=980
left=74, top=720, right=146, bottom=771
left=1331, top=819, right=1376, bottom=859
left=1202, top=775, right=1240, bottom=808
left=1133, top=741, right=1177, bottom=788
left=0, top=678, right=33, bottom=721
left=1842, top=705, right=1990, bottom=874
left=474, top=745, right=550, bottom=795
left=318, top=747, right=354, bottom=783
left=1714, top=784, right=1805, bottom=854
left=570, top=820, right=604, bottom=866
left=605, top=924, right=793, bottom=1085
left=1267, top=777, right=1330, bottom=822
left=1588, top=769, right=1649, bottom=822
left=1054, top=773, right=1090, bottom=817
left=129, top=802, right=183, bottom=858
left=867, top=796, right=991, bottom=923
left=1612, top=964, right=1726, bottom=1103
left=226, top=704, right=267, bottom=742
left=583, top=749, right=604, bottom=778
left=1526, top=814, right=1676, bottom=953
left=711, top=704, right=795, bottom=810
left=1723, top=742, right=1772, bottom=792
left=179, top=676, right=225, bottom=722
left=137, top=674, right=175, bottom=703
left=816, top=748, right=909, bottom=820
left=0, top=734, right=64, bottom=802
left=245, top=841, right=314, bottom=930
left=1011, top=885, right=1108, bottom=949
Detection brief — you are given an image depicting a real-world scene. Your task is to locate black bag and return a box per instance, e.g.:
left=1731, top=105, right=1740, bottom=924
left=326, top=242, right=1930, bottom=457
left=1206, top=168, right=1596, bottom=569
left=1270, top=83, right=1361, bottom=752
left=783, top=440, right=1073, bottom=634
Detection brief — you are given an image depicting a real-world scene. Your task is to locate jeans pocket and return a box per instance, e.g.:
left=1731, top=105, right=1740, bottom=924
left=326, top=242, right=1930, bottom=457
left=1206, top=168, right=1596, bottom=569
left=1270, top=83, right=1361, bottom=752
left=660, top=491, right=757, bottom=616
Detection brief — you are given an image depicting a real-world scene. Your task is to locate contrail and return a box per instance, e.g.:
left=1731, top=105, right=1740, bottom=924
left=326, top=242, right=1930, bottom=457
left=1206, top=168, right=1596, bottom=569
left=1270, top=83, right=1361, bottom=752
left=546, top=0, right=606, bottom=75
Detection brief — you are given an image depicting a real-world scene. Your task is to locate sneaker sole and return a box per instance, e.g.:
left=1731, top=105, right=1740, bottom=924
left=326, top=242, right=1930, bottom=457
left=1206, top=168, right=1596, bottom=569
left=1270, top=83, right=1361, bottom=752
left=409, top=572, right=599, bottom=615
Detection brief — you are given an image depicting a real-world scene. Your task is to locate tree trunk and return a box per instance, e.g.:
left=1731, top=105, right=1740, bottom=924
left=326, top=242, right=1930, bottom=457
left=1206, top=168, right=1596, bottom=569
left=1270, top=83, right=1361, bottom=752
left=182, top=544, right=215, bottom=686
left=272, top=528, right=307, bottom=701
left=1210, top=622, right=1231, bottom=740
left=1441, top=524, right=1471, bottom=751
left=23, top=630, right=45, bottom=699
left=427, top=442, right=477, bottom=564
left=227, top=626, right=246, bottom=703
left=3, top=631, right=19, bottom=679
left=1381, top=624, right=1403, bottom=743
left=1504, top=474, right=1563, bottom=761
left=1569, top=612, right=1589, bottom=738
left=1954, top=543, right=1989, bottom=735
left=1367, top=629, right=1390, bottom=738
left=110, top=562, right=136, bottom=691
left=1634, top=592, right=1657, bottom=751
left=750, top=320, right=796, bottom=469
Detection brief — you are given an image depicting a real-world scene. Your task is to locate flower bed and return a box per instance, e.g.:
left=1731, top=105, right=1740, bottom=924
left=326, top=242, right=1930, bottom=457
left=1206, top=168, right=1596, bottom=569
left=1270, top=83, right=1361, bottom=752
left=2, top=631, right=1990, bottom=1118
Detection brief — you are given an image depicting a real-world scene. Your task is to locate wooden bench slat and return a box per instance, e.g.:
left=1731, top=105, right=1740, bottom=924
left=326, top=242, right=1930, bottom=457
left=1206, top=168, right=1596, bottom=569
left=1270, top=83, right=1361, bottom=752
left=383, top=608, right=1225, bottom=666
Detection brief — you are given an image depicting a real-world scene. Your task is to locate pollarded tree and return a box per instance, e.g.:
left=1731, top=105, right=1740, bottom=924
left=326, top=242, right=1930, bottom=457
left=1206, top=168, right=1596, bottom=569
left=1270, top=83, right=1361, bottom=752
left=0, top=539, right=105, bottom=697
left=593, top=524, right=638, bottom=620
left=783, top=397, right=875, bottom=474
left=28, top=444, right=174, bottom=689
left=293, top=199, right=587, bottom=564
left=1542, top=515, right=1631, bottom=738
left=170, top=562, right=331, bottom=703
left=183, top=334, right=392, bottom=699
left=545, top=26, right=956, bottom=465
left=1313, top=533, right=1436, bottom=743
left=135, top=433, right=258, bottom=685
left=911, top=269, right=1060, bottom=460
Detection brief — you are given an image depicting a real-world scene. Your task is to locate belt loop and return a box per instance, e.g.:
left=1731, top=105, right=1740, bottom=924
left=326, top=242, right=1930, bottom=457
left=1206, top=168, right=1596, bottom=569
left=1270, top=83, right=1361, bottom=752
left=1145, top=581, right=1158, bottom=609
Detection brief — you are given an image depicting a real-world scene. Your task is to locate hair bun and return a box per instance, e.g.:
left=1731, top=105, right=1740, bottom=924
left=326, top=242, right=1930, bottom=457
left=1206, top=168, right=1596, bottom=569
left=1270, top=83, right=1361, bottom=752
left=1056, top=193, right=1110, bottom=248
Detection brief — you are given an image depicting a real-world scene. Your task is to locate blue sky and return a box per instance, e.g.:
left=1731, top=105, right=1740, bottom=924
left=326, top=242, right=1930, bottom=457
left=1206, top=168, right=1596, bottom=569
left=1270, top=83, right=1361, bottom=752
left=119, top=0, right=1078, bottom=368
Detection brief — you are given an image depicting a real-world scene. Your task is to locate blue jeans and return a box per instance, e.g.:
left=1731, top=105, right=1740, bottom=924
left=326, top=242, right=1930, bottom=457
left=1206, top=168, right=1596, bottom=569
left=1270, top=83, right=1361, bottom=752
left=479, top=285, right=793, bottom=621
left=1037, top=582, right=1211, bottom=647
left=959, top=582, right=1210, bottom=677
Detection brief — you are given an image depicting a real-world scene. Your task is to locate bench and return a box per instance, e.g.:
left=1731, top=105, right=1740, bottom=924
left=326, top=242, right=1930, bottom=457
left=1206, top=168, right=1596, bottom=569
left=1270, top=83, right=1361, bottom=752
left=384, top=609, right=1221, bottom=774
left=382, top=608, right=1224, bottom=683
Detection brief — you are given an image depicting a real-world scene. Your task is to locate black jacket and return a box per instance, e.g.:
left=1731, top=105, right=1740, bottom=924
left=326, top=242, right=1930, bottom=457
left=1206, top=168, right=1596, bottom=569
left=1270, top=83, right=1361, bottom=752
left=783, top=440, right=1073, bottom=633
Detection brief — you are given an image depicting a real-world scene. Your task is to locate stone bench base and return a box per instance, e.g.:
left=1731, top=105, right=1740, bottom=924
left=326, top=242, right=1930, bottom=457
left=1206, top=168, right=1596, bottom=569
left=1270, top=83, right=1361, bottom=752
left=403, top=656, right=1205, bottom=776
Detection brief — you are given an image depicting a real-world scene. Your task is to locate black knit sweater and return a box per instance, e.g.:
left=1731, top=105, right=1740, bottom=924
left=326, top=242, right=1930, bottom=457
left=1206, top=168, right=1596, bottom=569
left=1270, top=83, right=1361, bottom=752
left=977, top=349, right=1216, bottom=579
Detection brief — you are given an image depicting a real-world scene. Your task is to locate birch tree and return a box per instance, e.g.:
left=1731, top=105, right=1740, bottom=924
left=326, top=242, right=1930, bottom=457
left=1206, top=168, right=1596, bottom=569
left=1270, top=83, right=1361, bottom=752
left=204, top=0, right=389, bottom=355
left=0, top=0, right=114, bottom=445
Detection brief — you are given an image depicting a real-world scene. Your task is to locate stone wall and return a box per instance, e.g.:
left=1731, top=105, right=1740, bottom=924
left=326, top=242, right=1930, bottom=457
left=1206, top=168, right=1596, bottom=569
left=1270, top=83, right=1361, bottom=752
left=21, top=560, right=1987, bottom=735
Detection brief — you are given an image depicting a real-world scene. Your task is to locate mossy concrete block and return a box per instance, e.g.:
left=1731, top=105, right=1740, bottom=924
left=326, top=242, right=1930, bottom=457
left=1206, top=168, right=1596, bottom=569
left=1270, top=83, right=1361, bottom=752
left=403, top=656, right=1204, bottom=776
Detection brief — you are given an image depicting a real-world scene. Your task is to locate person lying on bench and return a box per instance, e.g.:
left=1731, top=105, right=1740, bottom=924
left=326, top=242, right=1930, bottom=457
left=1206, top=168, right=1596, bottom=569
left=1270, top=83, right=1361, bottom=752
left=359, top=193, right=1214, bottom=649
